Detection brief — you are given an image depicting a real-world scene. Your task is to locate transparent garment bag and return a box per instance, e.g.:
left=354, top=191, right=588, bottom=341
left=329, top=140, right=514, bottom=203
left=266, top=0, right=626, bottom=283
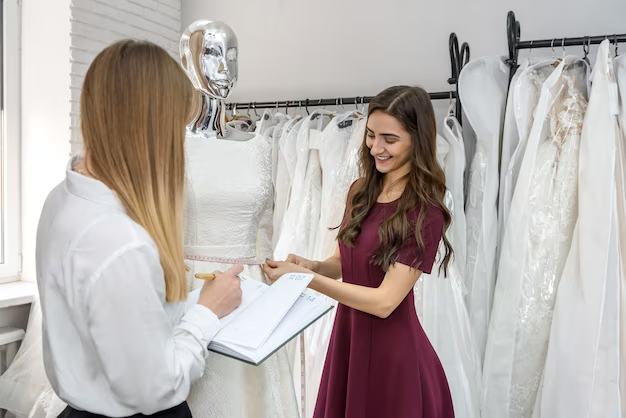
left=497, top=57, right=554, bottom=263
left=483, top=56, right=589, bottom=418
left=615, top=53, right=626, bottom=418
left=531, top=41, right=620, bottom=418
left=458, top=56, right=509, bottom=363
left=442, top=114, right=467, bottom=277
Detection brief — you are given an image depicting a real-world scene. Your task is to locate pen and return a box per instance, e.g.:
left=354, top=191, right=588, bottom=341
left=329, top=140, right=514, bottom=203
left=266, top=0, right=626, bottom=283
left=195, top=273, right=216, bottom=280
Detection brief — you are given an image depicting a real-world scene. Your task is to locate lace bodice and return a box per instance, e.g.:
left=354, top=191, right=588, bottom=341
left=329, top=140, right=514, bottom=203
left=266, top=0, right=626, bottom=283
left=184, top=133, right=273, bottom=261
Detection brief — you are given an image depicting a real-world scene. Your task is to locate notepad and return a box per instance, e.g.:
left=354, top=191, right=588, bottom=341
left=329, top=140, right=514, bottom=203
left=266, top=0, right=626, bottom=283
left=208, top=273, right=333, bottom=366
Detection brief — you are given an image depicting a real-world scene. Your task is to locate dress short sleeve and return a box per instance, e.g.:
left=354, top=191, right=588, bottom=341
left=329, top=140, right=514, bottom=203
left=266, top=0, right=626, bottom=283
left=395, top=206, right=444, bottom=273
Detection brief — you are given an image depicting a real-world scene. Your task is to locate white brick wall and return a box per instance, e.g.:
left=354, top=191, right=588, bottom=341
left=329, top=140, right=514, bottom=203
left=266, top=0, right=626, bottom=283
left=70, top=0, right=182, bottom=155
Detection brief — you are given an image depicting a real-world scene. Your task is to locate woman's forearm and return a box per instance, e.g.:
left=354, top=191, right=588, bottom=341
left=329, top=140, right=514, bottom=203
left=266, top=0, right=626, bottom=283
left=309, top=273, right=393, bottom=318
left=312, top=256, right=342, bottom=280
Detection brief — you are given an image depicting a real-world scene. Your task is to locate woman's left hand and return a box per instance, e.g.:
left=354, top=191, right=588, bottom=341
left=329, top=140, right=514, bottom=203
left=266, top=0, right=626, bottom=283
left=261, top=260, right=312, bottom=283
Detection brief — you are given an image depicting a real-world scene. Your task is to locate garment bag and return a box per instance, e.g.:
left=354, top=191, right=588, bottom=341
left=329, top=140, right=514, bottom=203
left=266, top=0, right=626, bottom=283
left=611, top=52, right=626, bottom=418
left=458, top=57, right=509, bottom=362
left=482, top=56, right=589, bottom=418
left=532, top=40, right=621, bottom=418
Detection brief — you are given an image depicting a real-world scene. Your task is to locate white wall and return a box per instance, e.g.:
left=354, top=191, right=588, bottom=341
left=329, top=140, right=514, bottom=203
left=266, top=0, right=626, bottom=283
left=21, top=0, right=72, bottom=282
left=182, top=0, right=626, bottom=103
left=20, top=0, right=182, bottom=281
left=69, top=0, right=182, bottom=155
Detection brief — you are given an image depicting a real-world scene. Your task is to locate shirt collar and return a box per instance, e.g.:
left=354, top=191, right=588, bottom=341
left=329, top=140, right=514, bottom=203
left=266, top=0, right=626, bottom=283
left=65, top=158, right=124, bottom=210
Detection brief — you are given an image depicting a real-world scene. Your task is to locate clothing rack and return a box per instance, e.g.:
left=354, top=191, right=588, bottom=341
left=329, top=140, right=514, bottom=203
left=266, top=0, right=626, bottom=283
left=226, top=91, right=456, bottom=113
left=506, top=10, right=626, bottom=80
left=499, top=10, right=626, bottom=175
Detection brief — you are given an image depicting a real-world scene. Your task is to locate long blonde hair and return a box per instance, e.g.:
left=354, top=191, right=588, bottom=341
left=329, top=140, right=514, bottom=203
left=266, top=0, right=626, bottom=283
left=81, top=40, right=195, bottom=302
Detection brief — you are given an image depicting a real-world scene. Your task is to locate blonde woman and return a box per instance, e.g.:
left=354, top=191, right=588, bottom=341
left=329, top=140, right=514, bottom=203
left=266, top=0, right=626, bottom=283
left=36, top=40, right=242, bottom=417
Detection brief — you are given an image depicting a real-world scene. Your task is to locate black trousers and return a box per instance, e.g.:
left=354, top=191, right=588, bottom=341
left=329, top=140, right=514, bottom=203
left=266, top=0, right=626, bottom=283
left=58, top=402, right=192, bottom=418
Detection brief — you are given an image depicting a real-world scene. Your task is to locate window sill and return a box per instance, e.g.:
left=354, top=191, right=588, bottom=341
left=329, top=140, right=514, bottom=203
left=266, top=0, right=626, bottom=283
left=0, top=281, right=37, bottom=309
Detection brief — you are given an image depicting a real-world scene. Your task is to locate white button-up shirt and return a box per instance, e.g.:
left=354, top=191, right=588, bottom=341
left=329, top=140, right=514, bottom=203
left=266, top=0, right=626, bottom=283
left=36, top=163, right=221, bottom=416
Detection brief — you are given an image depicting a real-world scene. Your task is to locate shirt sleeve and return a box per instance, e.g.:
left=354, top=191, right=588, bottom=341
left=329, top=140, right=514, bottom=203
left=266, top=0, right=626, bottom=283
left=85, top=242, right=221, bottom=414
left=395, top=207, right=444, bottom=274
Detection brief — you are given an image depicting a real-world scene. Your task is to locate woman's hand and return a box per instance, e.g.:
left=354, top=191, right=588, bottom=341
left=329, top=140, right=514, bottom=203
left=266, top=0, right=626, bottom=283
left=197, top=264, right=243, bottom=318
left=285, top=254, right=318, bottom=272
left=261, top=260, right=312, bottom=283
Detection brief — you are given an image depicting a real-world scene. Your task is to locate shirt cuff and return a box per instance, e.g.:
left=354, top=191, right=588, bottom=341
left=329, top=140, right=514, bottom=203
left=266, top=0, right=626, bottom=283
left=180, top=304, right=222, bottom=346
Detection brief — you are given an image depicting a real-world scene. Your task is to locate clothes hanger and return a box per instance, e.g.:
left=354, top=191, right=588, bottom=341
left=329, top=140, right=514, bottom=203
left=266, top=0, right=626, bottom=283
left=582, top=37, right=590, bottom=66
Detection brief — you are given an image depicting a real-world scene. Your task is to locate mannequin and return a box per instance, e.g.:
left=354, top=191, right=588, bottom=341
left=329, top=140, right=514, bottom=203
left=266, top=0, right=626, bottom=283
left=180, top=20, right=298, bottom=418
left=180, top=20, right=254, bottom=141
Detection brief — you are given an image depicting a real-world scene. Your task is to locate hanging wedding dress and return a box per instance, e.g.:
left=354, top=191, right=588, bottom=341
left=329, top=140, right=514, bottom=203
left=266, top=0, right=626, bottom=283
left=184, top=132, right=298, bottom=418
left=273, top=117, right=304, bottom=247
left=274, top=110, right=333, bottom=416
left=299, top=111, right=362, bottom=418
left=414, top=118, right=481, bottom=418
left=270, top=116, right=291, bottom=187
left=274, top=110, right=333, bottom=261
left=443, top=113, right=467, bottom=275
left=499, top=59, right=557, bottom=258
left=614, top=53, right=626, bottom=418
left=458, top=57, right=509, bottom=362
left=312, top=110, right=359, bottom=261
left=482, top=56, right=588, bottom=418
left=506, top=59, right=556, bottom=197
left=532, top=40, right=621, bottom=418
left=320, top=116, right=367, bottom=249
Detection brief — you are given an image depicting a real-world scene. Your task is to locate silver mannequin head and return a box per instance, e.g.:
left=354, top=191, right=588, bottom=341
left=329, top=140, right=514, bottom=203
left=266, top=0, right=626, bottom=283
left=180, top=20, right=241, bottom=138
left=180, top=20, right=239, bottom=99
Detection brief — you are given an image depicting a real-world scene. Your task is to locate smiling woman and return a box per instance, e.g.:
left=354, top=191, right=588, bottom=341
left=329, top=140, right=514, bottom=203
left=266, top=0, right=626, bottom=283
left=263, top=86, right=456, bottom=418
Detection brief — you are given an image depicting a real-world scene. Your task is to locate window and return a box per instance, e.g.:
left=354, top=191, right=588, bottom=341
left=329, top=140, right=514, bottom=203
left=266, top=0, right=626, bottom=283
left=0, top=0, right=21, bottom=283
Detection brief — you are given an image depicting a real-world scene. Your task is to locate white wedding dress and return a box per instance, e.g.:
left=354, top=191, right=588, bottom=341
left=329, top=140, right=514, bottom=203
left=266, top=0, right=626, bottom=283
left=274, top=110, right=333, bottom=262
left=458, top=57, right=509, bottom=362
left=274, top=110, right=334, bottom=417
left=312, top=110, right=360, bottom=261
left=532, top=40, right=621, bottom=418
left=301, top=111, right=362, bottom=418
left=414, top=121, right=481, bottom=418
left=497, top=58, right=553, bottom=260
left=184, top=132, right=298, bottom=418
left=273, top=118, right=305, bottom=247
left=442, top=113, right=467, bottom=276
left=482, top=57, right=588, bottom=418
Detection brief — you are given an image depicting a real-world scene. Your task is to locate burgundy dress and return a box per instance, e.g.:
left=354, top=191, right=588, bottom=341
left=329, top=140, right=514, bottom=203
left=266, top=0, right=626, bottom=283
left=313, top=201, right=455, bottom=418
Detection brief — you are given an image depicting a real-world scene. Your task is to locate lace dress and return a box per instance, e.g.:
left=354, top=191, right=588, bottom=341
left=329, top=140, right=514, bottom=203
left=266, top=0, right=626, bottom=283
left=184, top=132, right=298, bottom=418
left=482, top=58, right=588, bottom=418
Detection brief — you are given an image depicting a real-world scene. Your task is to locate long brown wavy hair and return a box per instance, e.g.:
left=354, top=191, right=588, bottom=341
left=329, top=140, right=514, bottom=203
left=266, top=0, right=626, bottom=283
left=338, top=86, right=453, bottom=275
left=81, top=40, right=196, bottom=302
